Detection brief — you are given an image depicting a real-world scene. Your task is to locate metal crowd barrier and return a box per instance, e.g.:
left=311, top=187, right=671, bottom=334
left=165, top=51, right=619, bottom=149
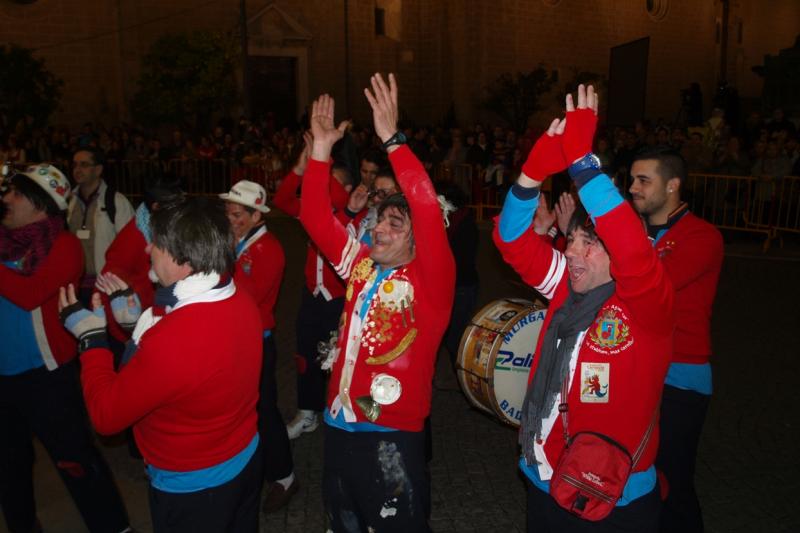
left=49, top=157, right=799, bottom=252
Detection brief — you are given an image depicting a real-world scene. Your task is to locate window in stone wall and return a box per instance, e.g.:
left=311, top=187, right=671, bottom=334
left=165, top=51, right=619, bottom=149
left=375, top=0, right=401, bottom=41
left=646, top=0, right=669, bottom=21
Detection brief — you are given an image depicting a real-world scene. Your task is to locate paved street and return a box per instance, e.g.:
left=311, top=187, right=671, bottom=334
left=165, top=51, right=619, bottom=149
left=3, top=216, right=799, bottom=533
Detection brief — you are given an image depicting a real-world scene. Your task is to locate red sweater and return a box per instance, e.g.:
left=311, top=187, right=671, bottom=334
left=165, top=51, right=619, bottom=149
left=273, top=169, right=352, bottom=300
left=0, top=230, right=82, bottom=368
left=654, top=212, right=722, bottom=364
left=80, top=288, right=262, bottom=471
left=233, top=226, right=285, bottom=331
left=494, top=201, right=674, bottom=476
left=300, top=146, right=455, bottom=431
left=101, top=219, right=154, bottom=342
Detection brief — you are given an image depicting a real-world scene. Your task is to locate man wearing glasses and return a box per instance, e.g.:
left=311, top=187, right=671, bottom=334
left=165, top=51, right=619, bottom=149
left=346, top=167, right=398, bottom=246
left=67, top=147, right=134, bottom=305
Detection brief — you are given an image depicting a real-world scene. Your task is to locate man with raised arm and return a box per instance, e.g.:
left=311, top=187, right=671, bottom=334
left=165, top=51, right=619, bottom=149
left=299, top=75, right=455, bottom=532
left=494, top=86, right=674, bottom=532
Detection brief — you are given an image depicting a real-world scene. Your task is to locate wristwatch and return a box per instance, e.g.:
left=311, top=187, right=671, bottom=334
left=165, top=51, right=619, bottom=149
left=568, top=153, right=602, bottom=177
left=382, top=131, right=407, bottom=151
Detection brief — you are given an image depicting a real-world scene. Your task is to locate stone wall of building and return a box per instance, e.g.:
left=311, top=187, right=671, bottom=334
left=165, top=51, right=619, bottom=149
left=0, top=0, right=797, bottom=130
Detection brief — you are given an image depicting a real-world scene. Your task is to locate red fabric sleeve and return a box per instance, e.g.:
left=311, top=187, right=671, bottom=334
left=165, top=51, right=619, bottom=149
left=272, top=170, right=302, bottom=217
left=492, top=219, right=566, bottom=301
left=0, top=233, right=84, bottom=311
left=595, top=203, right=675, bottom=335
left=389, top=146, right=455, bottom=308
left=80, top=322, right=199, bottom=435
left=299, top=159, right=357, bottom=276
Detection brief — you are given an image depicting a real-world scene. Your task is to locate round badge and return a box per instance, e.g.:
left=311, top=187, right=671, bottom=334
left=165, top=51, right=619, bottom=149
left=370, top=373, right=402, bottom=405
left=383, top=281, right=394, bottom=294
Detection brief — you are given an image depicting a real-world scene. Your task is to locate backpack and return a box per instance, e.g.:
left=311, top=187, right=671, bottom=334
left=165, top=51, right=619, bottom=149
left=103, top=184, right=117, bottom=226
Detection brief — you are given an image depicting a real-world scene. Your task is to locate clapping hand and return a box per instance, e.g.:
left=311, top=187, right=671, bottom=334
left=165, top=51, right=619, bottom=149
left=363, top=73, right=400, bottom=145
left=309, top=95, right=350, bottom=161
left=95, top=272, right=142, bottom=330
left=532, top=193, right=557, bottom=235
left=554, top=192, right=577, bottom=236
left=58, top=284, right=108, bottom=352
left=563, top=84, right=599, bottom=164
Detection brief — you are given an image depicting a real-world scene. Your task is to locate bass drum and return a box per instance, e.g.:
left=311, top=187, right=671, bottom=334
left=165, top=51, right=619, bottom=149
left=456, top=298, right=547, bottom=427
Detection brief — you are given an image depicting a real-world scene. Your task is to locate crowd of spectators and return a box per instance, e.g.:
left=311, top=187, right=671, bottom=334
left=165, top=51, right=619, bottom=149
left=0, top=105, right=797, bottom=199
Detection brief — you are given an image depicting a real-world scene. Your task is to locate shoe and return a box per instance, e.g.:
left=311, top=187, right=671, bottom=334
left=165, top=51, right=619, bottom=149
left=286, top=410, right=319, bottom=440
left=262, top=477, right=299, bottom=513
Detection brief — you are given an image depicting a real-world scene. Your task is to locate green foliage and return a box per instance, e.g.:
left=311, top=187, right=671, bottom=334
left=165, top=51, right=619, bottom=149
left=0, top=45, right=63, bottom=129
left=131, top=30, right=240, bottom=131
left=481, top=66, right=558, bottom=132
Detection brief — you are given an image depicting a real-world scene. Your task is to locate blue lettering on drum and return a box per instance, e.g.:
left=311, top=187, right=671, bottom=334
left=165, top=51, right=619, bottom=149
left=495, top=350, right=533, bottom=372
left=500, top=399, right=523, bottom=421
left=503, top=311, right=545, bottom=343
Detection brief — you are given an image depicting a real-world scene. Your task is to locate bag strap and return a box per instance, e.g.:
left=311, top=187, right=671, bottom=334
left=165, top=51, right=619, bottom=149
left=558, top=375, right=658, bottom=467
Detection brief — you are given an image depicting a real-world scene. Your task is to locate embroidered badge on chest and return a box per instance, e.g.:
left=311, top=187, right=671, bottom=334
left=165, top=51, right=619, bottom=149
left=580, top=362, right=609, bottom=403
left=587, top=305, right=633, bottom=355
left=241, top=256, right=252, bottom=275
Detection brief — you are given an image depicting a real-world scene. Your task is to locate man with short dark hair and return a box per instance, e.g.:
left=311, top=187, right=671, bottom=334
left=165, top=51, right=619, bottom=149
left=68, top=147, right=134, bottom=304
left=220, top=180, right=298, bottom=512
left=630, top=147, right=723, bottom=533
left=359, top=149, right=385, bottom=188
left=300, top=75, right=455, bottom=531
left=0, top=165, right=131, bottom=533
left=60, top=197, right=264, bottom=532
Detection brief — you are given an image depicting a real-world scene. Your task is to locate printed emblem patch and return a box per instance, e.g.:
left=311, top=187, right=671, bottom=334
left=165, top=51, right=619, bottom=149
left=580, top=362, right=609, bottom=403
left=587, top=305, right=633, bottom=354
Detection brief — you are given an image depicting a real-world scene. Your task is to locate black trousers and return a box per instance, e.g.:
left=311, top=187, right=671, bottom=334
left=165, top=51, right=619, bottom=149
left=295, top=287, right=343, bottom=411
left=656, top=384, right=710, bottom=533
left=444, top=284, right=479, bottom=366
left=323, top=425, right=431, bottom=533
left=258, top=334, right=293, bottom=482
left=148, top=442, right=262, bottom=533
left=526, top=480, right=660, bottom=533
left=0, top=363, right=129, bottom=533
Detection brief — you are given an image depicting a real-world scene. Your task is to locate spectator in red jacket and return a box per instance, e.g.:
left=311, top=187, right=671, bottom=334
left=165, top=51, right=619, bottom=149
left=300, top=75, right=455, bottom=532
left=220, top=180, right=298, bottom=512
left=630, top=147, right=723, bottom=533
left=0, top=165, right=130, bottom=533
left=60, top=197, right=263, bottom=533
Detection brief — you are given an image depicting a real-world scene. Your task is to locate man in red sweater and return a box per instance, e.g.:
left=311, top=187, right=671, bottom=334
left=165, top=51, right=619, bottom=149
left=60, top=197, right=264, bottom=533
left=494, top=86, right=674, bottom=532
left=300, top=75, right=455, bottom=532
left=0, top=165, right=130, bottom=533
left=220, top=179, right=298, bottom=511
left=272, top=133, right=357, bottom=439
left=630, top=148, right=723, bottom=533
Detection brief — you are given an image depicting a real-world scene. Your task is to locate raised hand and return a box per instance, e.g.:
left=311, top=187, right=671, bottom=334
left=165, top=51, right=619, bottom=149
left=293, top=130, right=314, bottom=175
left=532, top=193, right=557, bottom=235
left=554, top=192, right=577, bottom=235
left=363, top=73, right=400, bottom=144
left=310, top=94, right=350, bottom=161
left=519, top=117, right=567, bottom=187
left=347, top=184, right=369, bottom=213
left=563, top=84, right=599, bottom=163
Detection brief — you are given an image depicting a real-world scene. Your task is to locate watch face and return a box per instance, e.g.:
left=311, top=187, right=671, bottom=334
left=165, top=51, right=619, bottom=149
left=589, top=154, right=602, bottom=168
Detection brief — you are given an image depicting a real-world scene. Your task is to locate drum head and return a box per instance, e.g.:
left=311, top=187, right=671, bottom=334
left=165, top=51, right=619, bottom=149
left=456, top=299, right=547, bottom=427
